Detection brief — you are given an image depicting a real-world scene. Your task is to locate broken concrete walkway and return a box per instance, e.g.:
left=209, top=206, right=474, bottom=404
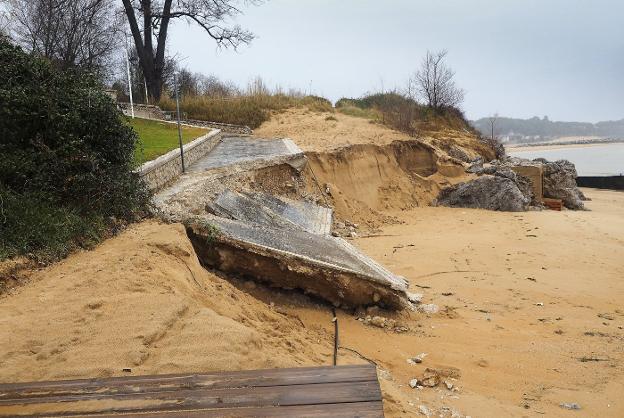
left=156, top=136, right=411, bottom=309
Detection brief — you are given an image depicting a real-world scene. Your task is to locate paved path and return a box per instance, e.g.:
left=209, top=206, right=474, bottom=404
left=187, top=136, right=303, bottom=173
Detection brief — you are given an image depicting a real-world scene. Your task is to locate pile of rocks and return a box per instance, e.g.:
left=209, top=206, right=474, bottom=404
left=437, top=156, right=587, bottom=211
left=332, top=220, right=360, bottom=238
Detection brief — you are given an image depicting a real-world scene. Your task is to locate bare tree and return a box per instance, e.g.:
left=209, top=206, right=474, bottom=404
left=488, top=113, right=498, bottom=143
left=6, top=0, right=119, bottom=75
left=484, top=113, right=505, bottom=159
left=121, top=0, right=259, bottom=101
left=196, top=74, right=239, bottom=97
left=412, top=49, right=465, bottom=111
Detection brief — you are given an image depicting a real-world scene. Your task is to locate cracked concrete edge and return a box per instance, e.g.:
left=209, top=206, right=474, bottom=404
left=185, top=216, right=410, bottom=309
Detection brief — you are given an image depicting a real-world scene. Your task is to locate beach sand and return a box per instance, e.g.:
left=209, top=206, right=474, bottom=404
left=1, top=188, right=622, bottom=417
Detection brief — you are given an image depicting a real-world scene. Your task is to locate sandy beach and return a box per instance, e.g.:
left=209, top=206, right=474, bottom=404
left=1, top=188, right=622, bottom=417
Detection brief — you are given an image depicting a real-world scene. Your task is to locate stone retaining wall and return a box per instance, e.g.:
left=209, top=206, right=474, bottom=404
left=118, top=103, right=251, bottom=135
left=119, top=103, right=167, bottom=120
left=185, top=119, right=252, bottom=135
left=137, top=129, right=223, bottom=191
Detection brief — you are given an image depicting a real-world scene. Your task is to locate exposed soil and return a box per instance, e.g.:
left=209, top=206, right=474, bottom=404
left=1, top=189, right=623, bottom=417
left=304, top=140, right=470, bottom=227
left=254, top=107, right=494, bottom=160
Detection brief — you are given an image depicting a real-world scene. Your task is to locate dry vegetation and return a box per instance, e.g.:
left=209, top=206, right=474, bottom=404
left=158, top=77, right=333, bottom=129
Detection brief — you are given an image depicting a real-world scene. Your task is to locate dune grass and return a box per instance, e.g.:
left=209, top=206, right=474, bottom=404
left=129, top=117, right=208, bottom=164
left=158, top=94, right=334, bottom=129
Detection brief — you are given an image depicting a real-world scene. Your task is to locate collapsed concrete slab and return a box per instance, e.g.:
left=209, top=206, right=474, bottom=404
left=186, top=216, right=410, bottom=309
left=207, top=190, right=333, bottom=235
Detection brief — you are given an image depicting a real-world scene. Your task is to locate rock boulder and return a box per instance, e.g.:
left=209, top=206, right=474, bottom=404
left=436, top=175, right=530, bottom=212
left=534, top=158, right=586, bottom=210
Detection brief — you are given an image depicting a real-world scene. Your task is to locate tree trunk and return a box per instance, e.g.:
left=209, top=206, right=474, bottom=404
left=121, top=0, right=170, bottom=102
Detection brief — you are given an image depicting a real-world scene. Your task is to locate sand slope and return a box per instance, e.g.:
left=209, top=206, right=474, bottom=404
left=254, top=108, right=493, bottom=160
left=1, top=190, right=623, bottom=417
left=0, top=221, right=336, bottom=382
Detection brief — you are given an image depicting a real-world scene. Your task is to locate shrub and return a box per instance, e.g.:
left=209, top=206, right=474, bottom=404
left=0, top=39, right=149, bottom=261
left=336, top=92, right=475, bottom=136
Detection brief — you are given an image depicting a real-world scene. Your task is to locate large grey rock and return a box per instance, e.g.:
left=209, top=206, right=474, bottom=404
left=466, top=157, right=484, bottom=173
left=492, top=167, right=535, bottom=205
left=437, top=175, right=530, bottom=212
left=533, top=158, right=586, bottom=210
left=490, top=156, right=587, bottom=210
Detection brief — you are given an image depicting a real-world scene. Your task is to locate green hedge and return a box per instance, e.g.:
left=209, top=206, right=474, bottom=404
left=0, top=39, right=149, bottom=261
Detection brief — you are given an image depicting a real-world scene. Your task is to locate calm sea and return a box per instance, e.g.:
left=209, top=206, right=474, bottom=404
left=508, top=143, right=624, bottom=177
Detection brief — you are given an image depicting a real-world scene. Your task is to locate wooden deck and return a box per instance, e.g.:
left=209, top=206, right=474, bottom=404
left=0, top=365, right=384, bottom=417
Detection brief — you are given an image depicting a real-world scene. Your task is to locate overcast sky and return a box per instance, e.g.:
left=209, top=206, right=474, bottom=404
left=168, top=0, right=624, bottom=123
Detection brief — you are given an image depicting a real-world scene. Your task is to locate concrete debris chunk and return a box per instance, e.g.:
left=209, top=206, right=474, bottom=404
left=418, top=404, right=432, bottom=416
left=407, top=292, right=424, bottom=304
left=418, top=304, right=440, bottom=314
left=407, top=353, right=427, bottom=365
left=535, top=158, right=587, bottom=209
left=560, top=402, right=582, bottom=410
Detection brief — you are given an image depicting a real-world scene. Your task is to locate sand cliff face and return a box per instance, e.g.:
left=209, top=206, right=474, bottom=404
left=304, top=140, right=467, bottom=225
left=254, top=108, right=492, bottom=225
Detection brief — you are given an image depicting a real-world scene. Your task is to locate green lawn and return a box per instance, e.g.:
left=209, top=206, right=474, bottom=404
left=128, top=117, right=208, bottom=164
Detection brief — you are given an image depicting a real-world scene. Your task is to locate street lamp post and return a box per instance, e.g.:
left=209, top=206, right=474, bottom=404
left=174, top=72, right=185, bottom=173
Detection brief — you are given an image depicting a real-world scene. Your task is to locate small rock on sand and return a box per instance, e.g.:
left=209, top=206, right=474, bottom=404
left=418, top=404, right=432, bottom=416
left=560, top=402, right=581, bottom=410
left=409, top=378, right=419, bottom=388
left=407, top=292, right=424, bottom=304
left=407, top=353, right=427, bottom=365
left=418, top=304, right=439, bottom=314
left=370, top=316, right=386, bottom=328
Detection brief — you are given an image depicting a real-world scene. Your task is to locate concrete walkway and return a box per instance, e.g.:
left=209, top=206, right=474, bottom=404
left=188, top=137, right=303, bottom=173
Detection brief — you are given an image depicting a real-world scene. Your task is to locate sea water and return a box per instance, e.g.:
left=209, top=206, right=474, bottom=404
left=508, top=143, right=624, bottom=176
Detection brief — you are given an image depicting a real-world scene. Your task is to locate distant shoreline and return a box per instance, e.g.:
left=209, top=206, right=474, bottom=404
left=507, top=140, right=624, bottom=153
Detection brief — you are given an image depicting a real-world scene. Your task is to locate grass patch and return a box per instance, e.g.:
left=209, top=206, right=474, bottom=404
left=336, top=105, right=380, bottom=120
left=129, top=117, right=208, bottom=164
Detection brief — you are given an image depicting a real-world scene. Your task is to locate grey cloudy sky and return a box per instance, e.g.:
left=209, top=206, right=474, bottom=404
left=168, top=0, right=624, bottom=122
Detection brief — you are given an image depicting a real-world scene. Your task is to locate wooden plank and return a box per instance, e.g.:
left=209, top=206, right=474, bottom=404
left=7, top=402, right=384, bottom=418
left=542, top=198, right=563, bottom=211
left=0, top=365, right=377, bottom=401
left=0, top=380, right=382, bottom=416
